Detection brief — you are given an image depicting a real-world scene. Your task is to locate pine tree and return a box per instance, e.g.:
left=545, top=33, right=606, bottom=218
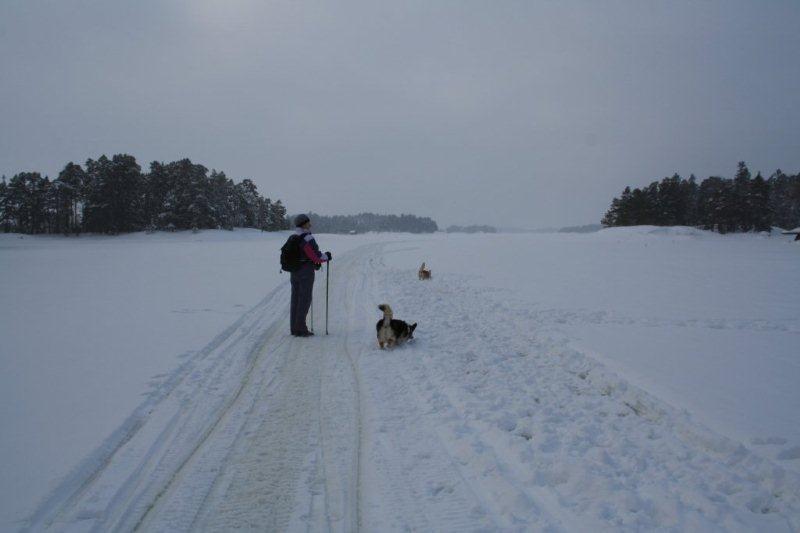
left=257, top=197, right=271, bottom=230
left=5, top=172, right=49, bottom=233
left=769, top=170, right=800, bottom=230
left=2, top=155, right=289, bottom=235
left=30, top=173, right=49, bottom=234
left=4, top=174, right=22, bottom=232
left=143, top=162, right=169, bottom=229
left=617, top=187, right=633, bottom=225
left=0, top=176, right=10, bottom=233
left=601, top=162, right=799, bottom=234
left=179, top=160, right=213, bottom=229
left=680, top=175, right=699, bottom=226
left=44, top=175, right=60, bottom=234
left=208, top=170, right=235, bottom=229
left=270, top=200, right=288, bottom=230
left=658, top=174, right=683, bottom=225
left=52, top=162, right=86, bottom=234
left=697, top=177, right=727, bottom=232
left=234, top=179, right=261, bottom=228
left=601, top=197, right=622, bottom=226
left=83, top=155, right=143, bottom=233
left=750, top=172, right=771, bottom=232
left=732, top=161, right=752, bottom=231
left=790, top=172, right=800, bottom=228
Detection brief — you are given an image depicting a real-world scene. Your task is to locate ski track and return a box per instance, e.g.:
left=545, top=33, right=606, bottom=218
left=23, top=239, right=800, bottom=532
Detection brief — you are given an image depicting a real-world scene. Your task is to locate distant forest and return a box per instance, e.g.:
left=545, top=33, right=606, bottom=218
left=303, top=212, right=438, bottom=234
left=559, top=224, right=603, bottom=234
left=0, top=155, right=288, bottom=234
left=445, top=225, right=497, bottom=233
left=602, top=162, right=800, bottom=233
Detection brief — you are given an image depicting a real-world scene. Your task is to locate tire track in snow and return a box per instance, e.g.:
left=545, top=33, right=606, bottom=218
left=29, top=239, right=597, bottom=532
left=24, top=240, right=374, bottom=532
left=25, top=281, right=291, bottom=531
left=133, top=243, right=375, bottom=531
left=199, top=339, right=323, bottom=530
left=120, top=307, right=292, bottom=531
left=133, top=332, right=296, bottom=530
left=298, top=242, right=379, bottom=532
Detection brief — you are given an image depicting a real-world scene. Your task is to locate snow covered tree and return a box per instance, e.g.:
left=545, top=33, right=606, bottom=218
left=3, top=154, right=288, bottom=234
left=0, top=176, right=9, bottom=233
left=602, top=162, right=794, bottom=234
left=302, top=212, right=438, bottom=233
left=680, top=175, right=699, bottom=226
left=83, top=155, right=144, bottom=234
left=52, top=162, right=86, bottom=234
left=732, top=161, right=753, bottom=231
left=696, top=177, right=731, bottom=232
left=657, top=174, right=683, bottom=225
left=233, top=179, right=260, bottom=228
left=269, top=199, right=288, bottom=230
left=601, top=196, right=622, bottom=226
left=769, top=170, right=800, bottom=230
left=208, top=170, right=236, bottom=230
left=5, top=172, right=49, bottom=233
left=749, top=172, right=771, bottom=232
left=171, top=159, right=214, bottom=229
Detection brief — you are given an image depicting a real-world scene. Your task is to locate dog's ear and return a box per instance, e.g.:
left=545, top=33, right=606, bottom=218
left=410, top=323, right=417, bottom=332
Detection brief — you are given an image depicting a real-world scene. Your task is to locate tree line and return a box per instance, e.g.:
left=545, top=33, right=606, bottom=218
left=0, top=154, right=289, bottom=234
left=445, top=225, right=497, bottom=233
left=602, top=162, right=800, bottom=233
left=304, top=212, right=438, bottom=234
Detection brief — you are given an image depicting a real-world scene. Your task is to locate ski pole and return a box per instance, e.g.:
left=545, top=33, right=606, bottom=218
left=310, top=294, right=314, bottom=333
left=325, top=260, right=330, bottom=335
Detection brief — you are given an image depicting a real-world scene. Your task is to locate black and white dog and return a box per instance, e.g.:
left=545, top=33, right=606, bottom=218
left=376, top=304, right=417, bottom=349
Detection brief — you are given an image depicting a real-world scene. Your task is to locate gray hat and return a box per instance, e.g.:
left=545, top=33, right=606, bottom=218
left=293, top=213, right=311, bottom=227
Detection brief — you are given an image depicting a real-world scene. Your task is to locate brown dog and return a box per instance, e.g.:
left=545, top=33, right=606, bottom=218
left=418, top=262, right=432, bottom=280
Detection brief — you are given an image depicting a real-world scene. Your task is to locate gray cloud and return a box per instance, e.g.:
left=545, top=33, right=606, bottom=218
left=2, top=1, right=799, bottom=228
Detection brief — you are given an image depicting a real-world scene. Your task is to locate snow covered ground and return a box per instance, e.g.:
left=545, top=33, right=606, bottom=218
left=388, top=227, right=800, bottom=462
left=0, top=229, right=385, bottom=530
left=1, top=227, right=799, bottom=531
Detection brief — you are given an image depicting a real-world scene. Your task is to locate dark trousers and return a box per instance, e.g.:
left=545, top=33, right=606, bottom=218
left=290, top=265, right=315, bottom=334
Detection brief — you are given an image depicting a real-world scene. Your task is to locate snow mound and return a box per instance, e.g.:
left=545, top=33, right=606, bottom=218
left=597, top=225, right=709, bottom=239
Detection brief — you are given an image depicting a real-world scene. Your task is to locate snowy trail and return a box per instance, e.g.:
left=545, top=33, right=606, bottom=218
left=23, top=236, right=800, bottom=532
left=26, top=245, right=368, bottom=532
left=26, top=241, right=572, bottom=532
left=25, top=283, right=292, bottom=531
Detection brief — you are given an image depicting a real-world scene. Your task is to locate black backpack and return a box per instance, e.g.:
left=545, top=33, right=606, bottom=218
left=280, top=234, right=303, bottom=272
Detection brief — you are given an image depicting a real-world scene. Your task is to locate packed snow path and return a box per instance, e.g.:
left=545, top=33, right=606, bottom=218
left=25, top=240, right=800, bottom=532
left=27, top=245, right=370, bottom=532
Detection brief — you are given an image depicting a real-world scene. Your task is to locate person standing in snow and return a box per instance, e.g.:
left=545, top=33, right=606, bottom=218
left=289, top=214, right=331, bottom=337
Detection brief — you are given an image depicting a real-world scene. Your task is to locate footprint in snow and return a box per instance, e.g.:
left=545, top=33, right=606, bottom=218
left=428, top=483, right=454, bottom=497
left=752, top=436, right=788, bottom=446
left=776, top=446, right=800, bottom=460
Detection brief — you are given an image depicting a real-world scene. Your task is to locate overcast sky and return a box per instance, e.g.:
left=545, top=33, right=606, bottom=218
left=2, top=1, right=799, bottom=228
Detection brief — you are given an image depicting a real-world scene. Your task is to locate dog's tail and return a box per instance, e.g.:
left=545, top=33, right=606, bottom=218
left=419, top=262, right=426, bottom=272
left=378, top=304, right=393, bottom=323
